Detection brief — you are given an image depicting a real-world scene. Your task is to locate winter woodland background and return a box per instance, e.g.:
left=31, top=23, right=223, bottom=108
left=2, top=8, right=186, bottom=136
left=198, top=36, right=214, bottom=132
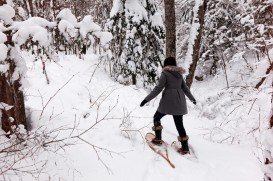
left=0, top=0, right=272, bottom=180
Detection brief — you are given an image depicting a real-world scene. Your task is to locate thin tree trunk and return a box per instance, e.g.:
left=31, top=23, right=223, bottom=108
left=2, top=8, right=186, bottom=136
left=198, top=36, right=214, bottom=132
left=0, top=1, right=27, bottom=134
left=27, top=0, right=34, bottom=16
left=269, top=78, right=273, bottom=128
left=186, top=0, right=207, bottom=88
left=164, top=0, right=176, bottom=58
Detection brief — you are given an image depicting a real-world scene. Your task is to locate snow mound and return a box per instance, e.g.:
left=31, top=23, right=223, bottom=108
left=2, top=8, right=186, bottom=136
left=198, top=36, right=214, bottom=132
left=13, top=26, right=51, bottom=47
left=0, top=4, right=15, bottom=24
left=57, top=8, right=78, bottom=26
left=0, top=43, right=8, bottom=62
left=12, top=17, right=56, bottom=30
left=0, top=31, right=7, bottom=43
left=125, top=0, right=148, bottom=22
left=79, top=15, right=102, bottom=37
left=58, top=20, right=78, bottom=41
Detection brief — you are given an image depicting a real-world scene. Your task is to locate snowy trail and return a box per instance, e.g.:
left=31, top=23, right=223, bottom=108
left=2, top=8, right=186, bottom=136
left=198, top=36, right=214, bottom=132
left=24, top=53, right=263, bottom=181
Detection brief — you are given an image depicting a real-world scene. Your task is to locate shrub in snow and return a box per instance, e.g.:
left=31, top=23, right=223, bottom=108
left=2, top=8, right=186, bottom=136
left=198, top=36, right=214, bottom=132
left=10, top=15, right=58, bottom=65
left=199, top=0, right=257, bottom=77
left=176, top=1, right=273, bottom=155
left=107, top=0, right=165, bottom=88
left=9, top=8, right=112, bottom=61
left=55, top=8, right=112, bottom=56
left=177, top=0, right=257, bottom=78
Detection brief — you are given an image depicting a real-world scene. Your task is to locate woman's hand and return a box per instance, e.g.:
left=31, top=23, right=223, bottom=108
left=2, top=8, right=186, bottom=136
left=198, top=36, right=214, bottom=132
left=140, top=100, right=148, bottom=107
left=192, top=99, right=197, bottom=105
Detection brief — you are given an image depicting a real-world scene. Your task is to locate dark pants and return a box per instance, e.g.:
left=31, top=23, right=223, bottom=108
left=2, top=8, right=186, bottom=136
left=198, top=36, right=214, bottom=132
left=153, top=111, right=187, bottom=138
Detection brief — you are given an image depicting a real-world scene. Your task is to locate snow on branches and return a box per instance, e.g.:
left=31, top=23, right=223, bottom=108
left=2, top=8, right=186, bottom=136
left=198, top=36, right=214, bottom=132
left=0, top=3, right=15, bottom=24
left=55, top=8, right=112, bottom=56
left=2, top=7, right=112, bottom=63
left=107, top=0, right=165, bottom=88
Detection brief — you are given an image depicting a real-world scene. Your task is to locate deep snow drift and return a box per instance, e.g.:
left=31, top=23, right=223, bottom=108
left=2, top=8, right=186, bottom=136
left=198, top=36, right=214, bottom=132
left=17, top=52, right=264, bottom=181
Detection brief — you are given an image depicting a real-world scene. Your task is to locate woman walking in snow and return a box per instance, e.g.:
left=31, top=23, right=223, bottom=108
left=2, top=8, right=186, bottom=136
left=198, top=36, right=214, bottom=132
left=140, top=57, right=196, bottom=155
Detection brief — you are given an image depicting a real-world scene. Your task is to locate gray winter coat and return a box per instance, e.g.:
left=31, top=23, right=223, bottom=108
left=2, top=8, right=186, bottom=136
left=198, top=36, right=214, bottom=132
left=144, top=66, right=195, bottom=115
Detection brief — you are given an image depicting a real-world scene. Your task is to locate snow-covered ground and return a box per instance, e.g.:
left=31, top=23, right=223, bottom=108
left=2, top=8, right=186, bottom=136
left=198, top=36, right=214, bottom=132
left=21, top=52, right=263, bottom=181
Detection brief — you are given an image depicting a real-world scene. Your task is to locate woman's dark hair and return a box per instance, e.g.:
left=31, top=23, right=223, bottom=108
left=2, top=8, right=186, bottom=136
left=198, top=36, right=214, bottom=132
left=164, top=57, right=177, bottom=67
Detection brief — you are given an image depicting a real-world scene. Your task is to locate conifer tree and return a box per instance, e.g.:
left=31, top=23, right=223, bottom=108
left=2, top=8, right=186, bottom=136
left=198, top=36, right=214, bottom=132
left=107, top=0, right=165, bottom=88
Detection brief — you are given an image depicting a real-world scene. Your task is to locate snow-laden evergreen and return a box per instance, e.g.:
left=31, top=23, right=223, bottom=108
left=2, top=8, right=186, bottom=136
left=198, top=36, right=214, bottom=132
left=0, top=3, right=27, bottom=87
left=107, top=0, right=165, bottom=88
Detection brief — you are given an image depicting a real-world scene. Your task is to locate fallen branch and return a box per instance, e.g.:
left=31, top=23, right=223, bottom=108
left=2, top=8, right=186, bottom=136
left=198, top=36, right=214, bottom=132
left=255, top=62, right=273, bottom=89
left=41, top=60, right=50, bottom=84
left=89, top=58, right=104, bottom=83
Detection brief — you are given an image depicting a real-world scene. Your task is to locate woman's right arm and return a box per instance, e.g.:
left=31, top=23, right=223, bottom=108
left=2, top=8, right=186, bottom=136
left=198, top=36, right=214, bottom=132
left=181, top=77, right=196, bottom=102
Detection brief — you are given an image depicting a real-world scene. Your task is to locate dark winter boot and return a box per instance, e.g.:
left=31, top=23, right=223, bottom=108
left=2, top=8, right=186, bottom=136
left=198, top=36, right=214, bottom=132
left=152, top=125, right=163, bottom=145
left=177, top=135, right=190, bottom=155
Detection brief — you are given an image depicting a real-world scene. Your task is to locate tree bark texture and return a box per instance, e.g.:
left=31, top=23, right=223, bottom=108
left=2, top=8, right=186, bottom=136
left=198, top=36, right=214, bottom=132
left=186, top=0, right=207, bottom=88
left=0, top=58, right=27, bottom=133
left=164, top=0, right=176, bottom=58
left=0, top=1, right=27, bottom=133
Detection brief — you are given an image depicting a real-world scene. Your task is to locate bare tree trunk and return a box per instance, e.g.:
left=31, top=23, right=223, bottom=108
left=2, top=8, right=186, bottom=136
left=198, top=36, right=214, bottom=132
left=27, top=0, right=34, bottom=16
left=0, top=1, right=27, bottom=134
left=164, top=0, right=176, bottom=58
left=186, top=0, right=207, bottom=88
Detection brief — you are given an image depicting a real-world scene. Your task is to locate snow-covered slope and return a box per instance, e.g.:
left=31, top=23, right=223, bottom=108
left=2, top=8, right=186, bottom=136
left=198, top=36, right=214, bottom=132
left=22, top=52, right=263, bottom=181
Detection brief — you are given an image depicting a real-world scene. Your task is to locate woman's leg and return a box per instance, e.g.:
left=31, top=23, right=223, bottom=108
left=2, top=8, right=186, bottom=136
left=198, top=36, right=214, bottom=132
left=173, top=115, right=189, bottom=153
left=173, top=115, right=187, bottom=137
left=153, top=111, right=166, bottom=140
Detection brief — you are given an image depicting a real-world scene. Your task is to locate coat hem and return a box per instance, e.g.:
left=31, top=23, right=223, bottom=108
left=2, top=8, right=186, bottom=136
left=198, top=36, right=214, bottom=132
left=157, top=109, right=188, bottom=116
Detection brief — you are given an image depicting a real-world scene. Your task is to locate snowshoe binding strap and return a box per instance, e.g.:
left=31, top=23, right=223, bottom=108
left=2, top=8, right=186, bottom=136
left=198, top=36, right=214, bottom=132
left=177, top=135, right=189, bottom=142
left=151, top=138, right=163, bottom=145
left=177, top=148, right=190, bottom=155
left=152, top=125, right=163, bottom=131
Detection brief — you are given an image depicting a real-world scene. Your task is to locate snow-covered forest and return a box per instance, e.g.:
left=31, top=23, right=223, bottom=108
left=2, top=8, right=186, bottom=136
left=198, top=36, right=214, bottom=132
left=0, top=0, right=272, bottom=180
